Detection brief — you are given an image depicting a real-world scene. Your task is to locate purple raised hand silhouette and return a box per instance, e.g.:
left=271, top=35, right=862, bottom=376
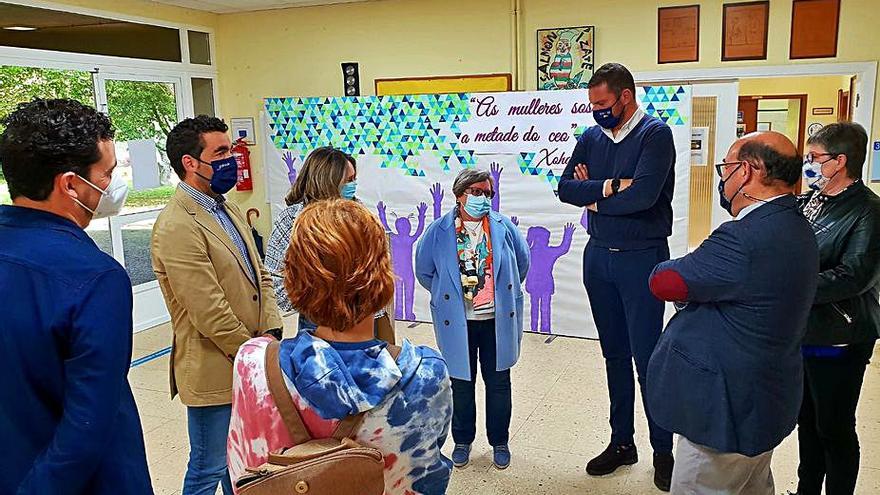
left=490, top=162, right=503, bottom=212
left=377, top=201, right=428, bottom=321
left=525, top=223, right=576, bottom=334
left=510, top=216, right=519, bottom=227
left=580, top=208, right=589, bottom=231
left=282, top=151, right=297, bottom=185
left=430, top=183, right=444, bottom=221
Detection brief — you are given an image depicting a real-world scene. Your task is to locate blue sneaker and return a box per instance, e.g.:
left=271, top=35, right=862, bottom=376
left=493, top=445, right=511, bottom=470
left=452, top=444, right=471, bottom=468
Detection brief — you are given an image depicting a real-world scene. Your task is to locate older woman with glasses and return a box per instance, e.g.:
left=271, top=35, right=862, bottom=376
left=794, top=122, right=880, bottom=495
left=415, top=168, right=530, bottom=471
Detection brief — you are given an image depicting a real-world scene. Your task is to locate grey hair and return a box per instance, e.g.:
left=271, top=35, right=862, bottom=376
left=452, top=168, right=492, bottom=197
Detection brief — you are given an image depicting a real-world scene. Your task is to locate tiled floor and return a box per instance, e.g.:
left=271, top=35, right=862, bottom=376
left=132, top=319, right=880, bottom=494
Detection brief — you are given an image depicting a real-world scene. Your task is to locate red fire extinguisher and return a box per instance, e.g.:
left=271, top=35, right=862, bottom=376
left=233, top=138, right=253, bottom=191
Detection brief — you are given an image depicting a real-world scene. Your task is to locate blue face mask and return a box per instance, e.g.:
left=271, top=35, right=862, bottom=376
left=593, top=97, right=623, bottom=130
left=340, top=180, right=357, bottom=200
left=464, top=194, right=491, bottom=218
left=196, top=156, right=238, bottom=195
left=717, top=163, right=745, bottom=215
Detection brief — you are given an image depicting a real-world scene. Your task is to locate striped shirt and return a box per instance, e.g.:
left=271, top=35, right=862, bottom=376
left=180, top=182, right=256, bottom=284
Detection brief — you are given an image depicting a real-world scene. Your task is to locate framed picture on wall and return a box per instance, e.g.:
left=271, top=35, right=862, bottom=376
left=757, top=122, right=771, bottom=131
left=658, top=5, right=700, bottom=64
left=790, top=0, right=840, bottom=59
left=722, top=1, right=769, bottom=61
left=537, top=25, right=595, bottom=90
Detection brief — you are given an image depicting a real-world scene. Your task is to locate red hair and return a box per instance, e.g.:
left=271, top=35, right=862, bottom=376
left=284, top=199, right=394, bottom=331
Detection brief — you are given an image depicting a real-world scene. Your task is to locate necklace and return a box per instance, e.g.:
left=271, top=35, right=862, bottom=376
left=824, top=178, right=858, bottom=197
left=464, top=222, right=483, bottom=243
left=465, top=221, right=481, bottom=234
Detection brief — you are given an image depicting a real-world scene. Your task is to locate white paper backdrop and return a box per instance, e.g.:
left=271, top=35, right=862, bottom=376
left=263, top=87, right=692, bottom=338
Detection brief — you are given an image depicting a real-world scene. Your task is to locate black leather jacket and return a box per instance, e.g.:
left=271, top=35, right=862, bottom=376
left=798, top=181, right=880, bottom=345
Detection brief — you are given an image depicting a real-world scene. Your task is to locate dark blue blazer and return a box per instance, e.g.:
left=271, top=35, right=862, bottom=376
left=0, top=206, right=152, bottom=494
left=647, top=196, right=819, bottom=456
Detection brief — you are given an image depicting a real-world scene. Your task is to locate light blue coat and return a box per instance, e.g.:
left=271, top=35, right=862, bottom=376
left=415, top=209, right=530, bottom=380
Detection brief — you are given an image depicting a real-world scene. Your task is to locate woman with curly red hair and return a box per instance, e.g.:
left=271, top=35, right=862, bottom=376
left=227, top=199, right=453, bottom=495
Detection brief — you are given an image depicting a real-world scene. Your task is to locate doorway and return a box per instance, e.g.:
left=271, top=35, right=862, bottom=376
left=738, top=94, right=808, bottom=153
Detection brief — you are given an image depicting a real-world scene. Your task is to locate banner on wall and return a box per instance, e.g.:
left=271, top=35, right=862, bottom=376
left=263, top=87, right=692, bottom=339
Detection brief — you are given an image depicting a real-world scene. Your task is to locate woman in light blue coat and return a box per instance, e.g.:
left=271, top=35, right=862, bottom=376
left=415, top=168, right=529, bottom=471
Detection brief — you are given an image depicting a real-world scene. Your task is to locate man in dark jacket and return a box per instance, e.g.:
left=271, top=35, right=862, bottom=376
left=0, top=99, right=151, bottom=494
left=795, top=122, right=880, bottom=495
left=647, top=131, right=819, bottom=494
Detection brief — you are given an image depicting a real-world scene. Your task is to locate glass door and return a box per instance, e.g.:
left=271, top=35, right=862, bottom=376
left=95, top=72, right=185, bottom=331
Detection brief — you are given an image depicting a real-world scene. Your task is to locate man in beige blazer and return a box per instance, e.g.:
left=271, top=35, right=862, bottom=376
left=151, top=116, right=281, bottom=495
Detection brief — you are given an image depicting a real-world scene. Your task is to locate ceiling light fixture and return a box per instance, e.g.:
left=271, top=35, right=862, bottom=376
left=3, top=26, right=38, bottom=31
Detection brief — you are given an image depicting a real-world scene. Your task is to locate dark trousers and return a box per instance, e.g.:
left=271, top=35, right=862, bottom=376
left=583, top=243, right=673, bottom=454
left=797, top=342, right=874, bottom=495
left=450, top=319, right=512, bottom=447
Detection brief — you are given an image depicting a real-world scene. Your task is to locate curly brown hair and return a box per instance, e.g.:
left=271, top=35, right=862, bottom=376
left=284, top=199, right=394, bottom=331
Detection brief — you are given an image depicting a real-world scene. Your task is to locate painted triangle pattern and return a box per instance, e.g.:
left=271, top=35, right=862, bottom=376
left=265, top=94, right=475, bottom=177
left=518, top=152, right=561, bottom=193
left=639, top=86, right=688, bottom=126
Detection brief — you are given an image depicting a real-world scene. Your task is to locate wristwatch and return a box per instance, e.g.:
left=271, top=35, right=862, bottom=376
left=611, top=178, right=621, bottom=195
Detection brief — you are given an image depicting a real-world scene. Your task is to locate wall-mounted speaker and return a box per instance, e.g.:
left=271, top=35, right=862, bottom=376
left=341, top=62, right=360, bottom=97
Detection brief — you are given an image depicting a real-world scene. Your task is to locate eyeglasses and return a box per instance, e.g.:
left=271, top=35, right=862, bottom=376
left=466, top=187, right=495, bottom=199
left=714, top=161, right=743, bottom=178
left=803, top=152, right=839, bottom=164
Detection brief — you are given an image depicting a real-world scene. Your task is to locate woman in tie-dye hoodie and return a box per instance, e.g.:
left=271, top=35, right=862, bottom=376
left=228, top=199, right=453, bottom=495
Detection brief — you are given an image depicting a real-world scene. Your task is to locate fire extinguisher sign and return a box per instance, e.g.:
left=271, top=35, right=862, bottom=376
left=231, top=117, right=256, bottom=145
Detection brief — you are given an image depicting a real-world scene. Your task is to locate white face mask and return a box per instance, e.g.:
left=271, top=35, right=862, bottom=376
left=74, top=172, right=129, bottom=219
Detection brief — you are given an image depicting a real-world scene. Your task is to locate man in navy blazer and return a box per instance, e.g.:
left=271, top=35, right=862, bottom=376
left=646, top=131, right=819, bottom=494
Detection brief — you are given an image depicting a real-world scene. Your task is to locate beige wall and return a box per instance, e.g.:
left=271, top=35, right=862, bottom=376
left=42, top=0, right=880, bottom=232
left=212, top=0, right=880, bottom=233
left=213, top=0, right=514, bottom=232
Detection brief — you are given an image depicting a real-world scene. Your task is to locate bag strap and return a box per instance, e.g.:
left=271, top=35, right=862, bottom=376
left=386, top=344, right=402, bottom=360
left=330, top=344, right=403, bottom=440
left=265, top=340, right=313, bottom=445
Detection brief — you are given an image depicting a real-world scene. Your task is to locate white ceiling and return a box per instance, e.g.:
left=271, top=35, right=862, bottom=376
left=152, top=0, right=375, bottom=14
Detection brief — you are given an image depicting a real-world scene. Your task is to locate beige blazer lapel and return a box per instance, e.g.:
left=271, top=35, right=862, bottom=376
left=175, top=187, right=258, bottom=290
left=224, top=202, right=264, bottom=285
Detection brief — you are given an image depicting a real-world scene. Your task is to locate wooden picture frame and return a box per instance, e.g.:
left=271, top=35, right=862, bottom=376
left=722, top=1, right=769, bottom=61
left=790, top=0, right=840, bottom=59
left=374, top=73, right=511, bottom=96
left=658, top=5, right=700, bottom=64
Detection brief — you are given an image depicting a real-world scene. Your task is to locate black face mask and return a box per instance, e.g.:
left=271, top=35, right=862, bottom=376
left=718, top=163, right=745, bottom=215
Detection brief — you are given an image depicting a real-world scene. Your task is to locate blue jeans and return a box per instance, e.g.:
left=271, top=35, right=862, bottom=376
left=450, top=319, right=512, bottom=447
left=183, top=404, right=234, bottom=495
